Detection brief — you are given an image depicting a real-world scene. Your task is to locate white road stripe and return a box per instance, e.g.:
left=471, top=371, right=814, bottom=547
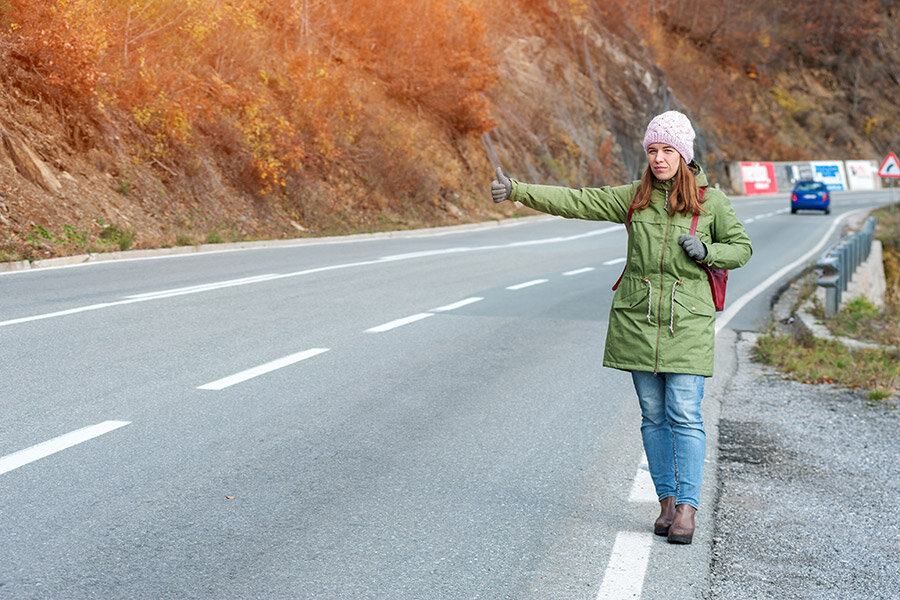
left=563, top=267, right=595, bottom=276
left=379, top=225, right=623, bottom=261
left=745, top=207, right=789, bottom=225
left=2, top=226, right=625, bottom=329
left=628, top=467, right=658, bottom=503
left=366, top=313, right=434, bottom=333
left=125, top=274, right=281, bottom=300
left=0, top=421, right=131, bottom=475
left=431, top=297, right=484, bottom=312
left=198, top=348, right=330, bottom=390
left=595, top=531, right=654, bottom=600
left=604, top=257, right=626, bottom=266
left=0, top=303, right=119, bottom=327
left=506, top=279, right=549, bottom=290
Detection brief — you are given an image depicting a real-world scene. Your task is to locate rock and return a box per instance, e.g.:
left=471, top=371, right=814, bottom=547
left=444, top=202, right=466, bottom=218
left=1, top=130, right=62, bottom=193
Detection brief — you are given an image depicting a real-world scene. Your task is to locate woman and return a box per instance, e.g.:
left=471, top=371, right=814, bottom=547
left=490, top=111, right=752, bottom=544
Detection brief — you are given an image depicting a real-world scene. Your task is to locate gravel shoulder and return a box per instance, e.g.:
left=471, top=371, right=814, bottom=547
left=705, top=330, right=900, bottom=599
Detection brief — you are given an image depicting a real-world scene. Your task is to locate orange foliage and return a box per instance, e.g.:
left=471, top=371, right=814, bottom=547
left=328, top=0, right=497, bottom=134
left=4, top=0, right=109, bottom=101
left=1, top=0, right=497, bottom=192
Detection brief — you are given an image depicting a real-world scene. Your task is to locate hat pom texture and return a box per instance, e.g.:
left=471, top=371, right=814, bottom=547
left=642, top=111, right=695, bottom=165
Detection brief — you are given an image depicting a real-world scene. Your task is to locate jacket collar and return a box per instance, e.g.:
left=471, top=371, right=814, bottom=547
left=652, top=161, right=709, bottom=190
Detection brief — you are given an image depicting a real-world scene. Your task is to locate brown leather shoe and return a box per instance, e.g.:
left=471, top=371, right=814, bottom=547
left=653, top=496, right=676, bottom=536
left=667, top=503, right=696, bottom=544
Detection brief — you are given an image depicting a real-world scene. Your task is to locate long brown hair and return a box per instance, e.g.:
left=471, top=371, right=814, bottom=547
left=631, top=157, right=704, bottom=215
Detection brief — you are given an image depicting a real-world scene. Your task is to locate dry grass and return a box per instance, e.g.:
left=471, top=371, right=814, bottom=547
left=753, top=208, right=900, bottom=400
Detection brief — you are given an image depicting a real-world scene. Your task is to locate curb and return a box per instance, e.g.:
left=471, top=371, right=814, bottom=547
left=0, top=215, right=556, bottom=274
left=795, top=302, right=898, bottom=352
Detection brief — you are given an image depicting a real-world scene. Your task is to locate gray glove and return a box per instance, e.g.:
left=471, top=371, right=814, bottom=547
left=491, top=167, right=511, bottom=203
left=679, top=234, right=708, bottom=261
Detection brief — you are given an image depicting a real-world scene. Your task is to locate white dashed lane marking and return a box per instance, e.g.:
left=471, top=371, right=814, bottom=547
left=366, top=313, right=435, bottom=333
left=197, top=348, right=330, bottom=390
left=506, top=279, right=549, bottom=290
left=0, top=421, right=131, bottom=475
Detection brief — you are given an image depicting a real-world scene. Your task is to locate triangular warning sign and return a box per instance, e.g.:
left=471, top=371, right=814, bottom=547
left=879, top=152, right=900, bottom=178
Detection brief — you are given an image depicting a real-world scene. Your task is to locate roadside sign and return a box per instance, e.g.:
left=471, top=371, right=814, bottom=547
left=878, top=152, right=900, bottom=178
left=810, top=161, right=847, bottom=191
left=739, top=162, right=778, bottom=194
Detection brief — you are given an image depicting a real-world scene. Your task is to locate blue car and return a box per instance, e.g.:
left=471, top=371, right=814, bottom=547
left=791, top=180, right=830, bottom=214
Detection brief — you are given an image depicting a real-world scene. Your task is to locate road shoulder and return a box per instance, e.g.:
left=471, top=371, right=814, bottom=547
left=705, top=331, right=900, bottom=599
left=638, top=327, right=738, bottom=599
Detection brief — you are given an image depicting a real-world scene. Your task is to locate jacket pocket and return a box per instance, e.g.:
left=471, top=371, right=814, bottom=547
left=672, top=288, right=715, bottom=318
left=613, top=279, right=653, bottom=323
left=613, top=282, right=651, bottom=309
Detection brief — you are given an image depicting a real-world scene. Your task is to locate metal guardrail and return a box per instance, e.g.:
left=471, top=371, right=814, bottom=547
left=816, top=217, right=877, bottom=317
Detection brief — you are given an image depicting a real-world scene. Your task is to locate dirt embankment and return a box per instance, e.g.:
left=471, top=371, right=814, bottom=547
left=2, top=0, right=898, bottom=263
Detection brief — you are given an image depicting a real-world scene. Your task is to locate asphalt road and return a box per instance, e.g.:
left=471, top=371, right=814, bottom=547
left=0, top=189, right=894, bottom=599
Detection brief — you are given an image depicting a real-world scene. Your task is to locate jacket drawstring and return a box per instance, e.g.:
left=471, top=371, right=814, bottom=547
left=643, top=277, right=652, bottom=324
left=669, top=280, right=682, bottom=334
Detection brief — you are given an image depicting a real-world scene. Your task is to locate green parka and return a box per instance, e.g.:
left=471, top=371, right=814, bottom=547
left=509, top=164, right=752, bottom=377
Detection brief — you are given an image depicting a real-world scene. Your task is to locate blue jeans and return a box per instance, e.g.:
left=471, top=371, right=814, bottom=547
left=631, top=371, right=706, bottom=510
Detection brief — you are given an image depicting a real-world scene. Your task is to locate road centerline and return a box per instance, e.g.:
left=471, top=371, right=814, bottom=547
left=430, top=297, right=484, bottom=312
left=2, top=225, right=625, bottom=330
left=366, top=313, right=435, bottom=333
left=0, top=421, right=131, bottom=476
left=197, top=348, right=330, bottom=390
left=506, top=279, right=549, bottom=290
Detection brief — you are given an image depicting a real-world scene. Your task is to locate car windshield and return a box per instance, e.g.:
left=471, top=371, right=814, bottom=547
left=795, top=182, right=823, bottom=191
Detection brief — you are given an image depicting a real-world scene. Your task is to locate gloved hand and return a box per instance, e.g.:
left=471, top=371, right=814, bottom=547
left=679, top=234, right=707, bottom=261
left=491, top=167, right=511, bottom=203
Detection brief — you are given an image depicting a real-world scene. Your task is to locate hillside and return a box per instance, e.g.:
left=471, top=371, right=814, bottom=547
left=1, top=0, right=899, bottom=262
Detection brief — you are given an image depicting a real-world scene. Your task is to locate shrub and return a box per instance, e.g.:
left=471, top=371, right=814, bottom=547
left=99, top=223, right=135, bottom=251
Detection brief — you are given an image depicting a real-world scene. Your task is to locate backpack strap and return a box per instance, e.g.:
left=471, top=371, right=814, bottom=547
left=689, top=187, right=707, bottom=235
left=611, top=186, right=707, bottom=291
left=625, top=198, right=637, bottom=230
left=690, top=212, right=700, bottom=235
left=611, top=198, right=638, bottom=291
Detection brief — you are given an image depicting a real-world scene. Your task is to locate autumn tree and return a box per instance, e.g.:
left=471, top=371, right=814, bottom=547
left=330, top=0, right=498, bottom=134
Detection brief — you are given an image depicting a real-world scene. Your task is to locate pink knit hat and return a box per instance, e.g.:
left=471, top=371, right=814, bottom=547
left=642, top=111, right=695, bottom=164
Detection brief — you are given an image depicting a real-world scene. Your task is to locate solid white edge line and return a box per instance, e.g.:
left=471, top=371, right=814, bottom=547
left=198, top=348, right=330, bottom=391
left=0, top=303, right=116, bottom=327
left=365, top=313, right=435, bottom=333
left=628, top=467, right=658, bottom=503
left=563, top=267, right=595, bottom=276
left=125, top=274, right=280, bottom=300
left=595, top=531, right=654, bottom=600
left=431, top=297, right=484, bottom=312
left=506, top=279, right=549, bottom=290
left=3, top=225, right=625, bottom=329
left=0, top=421, right=131, bottom=475
left=715, top=208, right=863, bottom=335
